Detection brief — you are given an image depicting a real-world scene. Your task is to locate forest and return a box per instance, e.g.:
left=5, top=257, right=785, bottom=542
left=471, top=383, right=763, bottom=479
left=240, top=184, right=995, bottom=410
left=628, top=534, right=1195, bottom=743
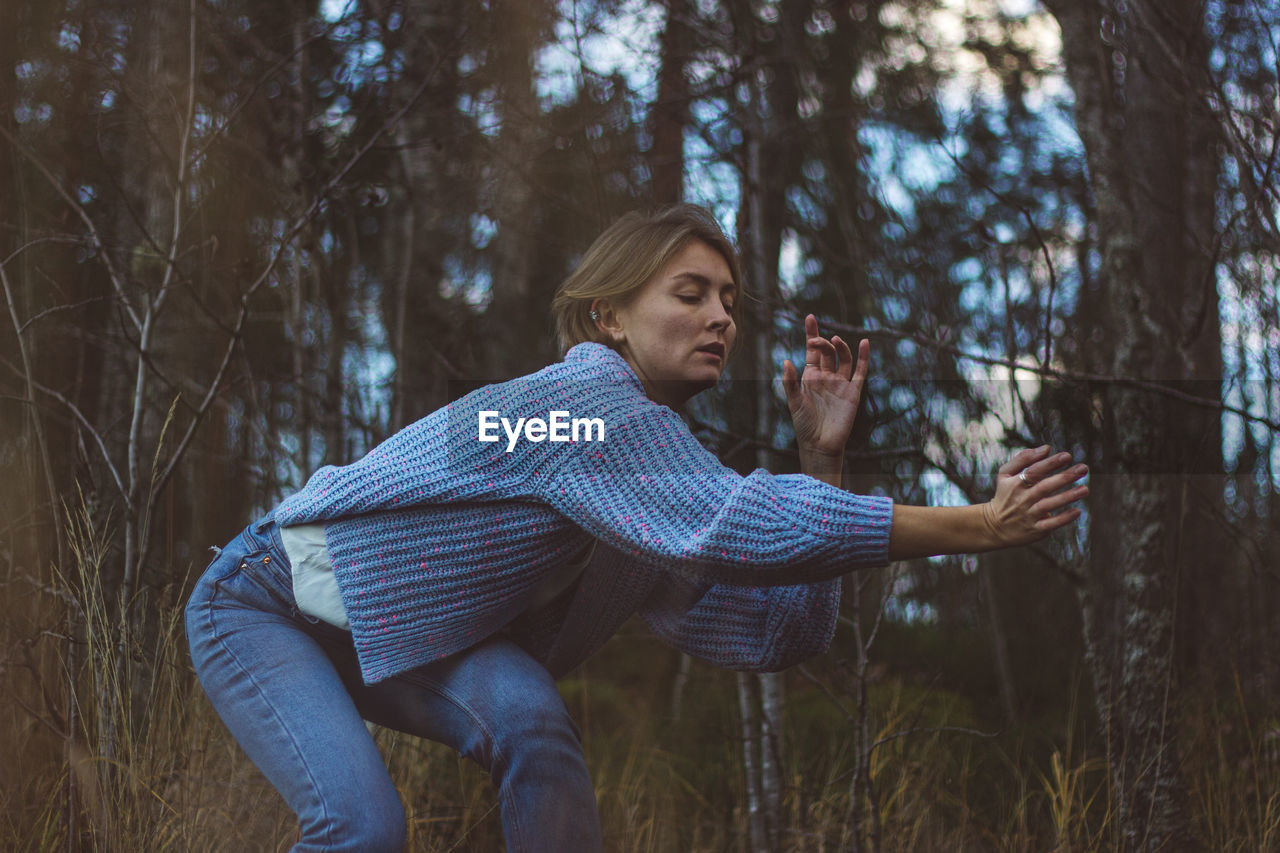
left=2, top=0, right=1278, bottom=850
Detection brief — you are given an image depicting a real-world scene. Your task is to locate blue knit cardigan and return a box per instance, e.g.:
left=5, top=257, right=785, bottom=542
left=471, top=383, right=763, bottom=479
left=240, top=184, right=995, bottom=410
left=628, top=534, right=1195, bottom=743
left=273, top=343, right=894, bottom=684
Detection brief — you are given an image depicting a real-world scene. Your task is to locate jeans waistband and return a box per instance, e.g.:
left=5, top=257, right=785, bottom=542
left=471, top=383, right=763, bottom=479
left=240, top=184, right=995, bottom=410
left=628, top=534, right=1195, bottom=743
left=244, top=510, right=289, bottom=567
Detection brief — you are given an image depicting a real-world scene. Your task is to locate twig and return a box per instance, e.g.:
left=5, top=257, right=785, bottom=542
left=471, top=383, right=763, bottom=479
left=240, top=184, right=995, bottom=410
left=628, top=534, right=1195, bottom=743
left=0, top=354, right=130, bottom=507
left=18, top=572, right=83, bottom=613
left=0, top=259, right=68, bottom=571
left=148, top=25, right=458, bottom=507
left=795, top=664, right=854, bottom=723
left=0, top=125, right=140, bottom=333
left=790, top=311, right=1280, bottom=433
left=871, top=723, right=1004, bottom=750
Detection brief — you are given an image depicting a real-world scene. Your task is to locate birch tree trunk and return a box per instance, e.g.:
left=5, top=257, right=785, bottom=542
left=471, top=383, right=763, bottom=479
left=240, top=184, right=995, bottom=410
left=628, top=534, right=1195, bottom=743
left=733, top=1, right=807, bottom=846
left=749, top=133, right=786, bottom=847
left=101, top=0, right=195, bottom=787
left=1042, top=1, right=1224, bottom=847
left=736, top=124, right=777, bottom=853
left=736, top=671, right=768, bottom=853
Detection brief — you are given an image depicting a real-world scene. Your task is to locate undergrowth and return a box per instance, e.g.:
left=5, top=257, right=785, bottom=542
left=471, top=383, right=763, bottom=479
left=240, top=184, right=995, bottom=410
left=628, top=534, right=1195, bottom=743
left=4, top=513, right=1278, bottom=851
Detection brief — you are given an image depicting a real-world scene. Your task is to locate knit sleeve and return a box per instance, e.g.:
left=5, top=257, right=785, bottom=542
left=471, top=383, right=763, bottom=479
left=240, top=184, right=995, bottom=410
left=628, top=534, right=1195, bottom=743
left=539, top=406, right=893, bottom=586
left=638, top=577, right=841, bottom=672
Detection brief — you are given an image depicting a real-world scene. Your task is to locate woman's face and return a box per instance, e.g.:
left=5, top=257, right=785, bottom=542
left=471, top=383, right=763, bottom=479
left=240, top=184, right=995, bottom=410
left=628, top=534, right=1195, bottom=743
left=596, top=239, right=738, bottom=409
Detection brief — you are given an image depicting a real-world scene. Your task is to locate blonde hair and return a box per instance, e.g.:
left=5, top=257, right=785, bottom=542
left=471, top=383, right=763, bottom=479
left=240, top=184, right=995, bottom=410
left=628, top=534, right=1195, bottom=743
left=551, top=204, right=745, bottom=354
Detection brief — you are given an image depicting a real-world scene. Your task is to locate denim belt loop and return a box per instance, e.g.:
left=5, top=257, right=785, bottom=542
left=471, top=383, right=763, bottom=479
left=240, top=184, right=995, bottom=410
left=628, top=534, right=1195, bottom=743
left=251, top=508, right=276, bottom=535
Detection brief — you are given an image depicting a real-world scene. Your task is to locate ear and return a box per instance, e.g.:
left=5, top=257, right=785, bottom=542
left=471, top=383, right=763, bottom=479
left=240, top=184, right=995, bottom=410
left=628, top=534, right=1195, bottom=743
left=591, top=299, right=626, bottom=345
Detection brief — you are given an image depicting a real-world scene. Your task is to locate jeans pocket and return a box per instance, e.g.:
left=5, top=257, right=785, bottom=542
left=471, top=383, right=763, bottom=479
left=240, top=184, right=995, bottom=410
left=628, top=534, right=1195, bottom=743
left=203, top=543, right=249, bottom=585
left=241, top=549, right=289, bottom=592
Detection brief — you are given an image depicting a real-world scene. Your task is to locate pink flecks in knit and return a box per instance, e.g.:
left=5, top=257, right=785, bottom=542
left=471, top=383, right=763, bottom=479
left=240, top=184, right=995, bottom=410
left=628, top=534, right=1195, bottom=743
left=270, top=341, right=894, bottom=684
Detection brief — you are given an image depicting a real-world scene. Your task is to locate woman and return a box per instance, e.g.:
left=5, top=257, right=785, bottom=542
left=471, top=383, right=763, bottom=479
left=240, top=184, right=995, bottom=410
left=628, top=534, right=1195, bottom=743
left=186, top=204, right=1087, bottom=852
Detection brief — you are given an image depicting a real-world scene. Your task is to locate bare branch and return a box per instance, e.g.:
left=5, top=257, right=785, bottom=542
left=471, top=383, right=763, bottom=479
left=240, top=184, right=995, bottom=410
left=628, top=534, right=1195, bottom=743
left=0, top=234, right=86, bottom=269
left=147, top=36, right=458, bottom=507
left=788, top=310, right=1280, bottom=433
left=932, top=133, right=1063, bottom=368
left=0, top=354, right=130, bottom=503
left=795, top=664, right=855, bottom=723
left=871, top=723, right=1004, bottom=751
left=19, top=295, right=116, bottom=336
left=0, top=259, right=69, bottom=568
left=0, top=125, right=140, bottom=333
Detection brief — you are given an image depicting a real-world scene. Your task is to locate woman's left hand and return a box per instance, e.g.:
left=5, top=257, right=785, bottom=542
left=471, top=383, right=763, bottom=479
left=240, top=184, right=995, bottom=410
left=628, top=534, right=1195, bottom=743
left=981, top=446, right=1089, bottom=548
left=783, top=314, right=871, bottom=463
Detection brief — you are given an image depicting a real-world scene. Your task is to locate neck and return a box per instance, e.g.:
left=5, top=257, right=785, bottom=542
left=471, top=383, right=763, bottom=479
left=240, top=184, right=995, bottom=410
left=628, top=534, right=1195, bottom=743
left=641, top=381, right=694, bottom=411
left=619, top=353, right=699, bottom=410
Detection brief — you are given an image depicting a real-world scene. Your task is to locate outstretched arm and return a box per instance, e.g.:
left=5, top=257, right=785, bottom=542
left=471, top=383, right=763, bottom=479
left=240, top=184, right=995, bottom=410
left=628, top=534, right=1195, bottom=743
left=888, top=446, right=1087, bottom=559
left=782, top=316, right=1089, bottom=560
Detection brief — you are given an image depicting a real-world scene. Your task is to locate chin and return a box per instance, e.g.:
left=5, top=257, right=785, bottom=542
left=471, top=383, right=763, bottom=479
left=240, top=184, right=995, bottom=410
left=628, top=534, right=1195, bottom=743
left=688, top=372, right=722, bottom=393
left=653, top=373, right=720, bottom=408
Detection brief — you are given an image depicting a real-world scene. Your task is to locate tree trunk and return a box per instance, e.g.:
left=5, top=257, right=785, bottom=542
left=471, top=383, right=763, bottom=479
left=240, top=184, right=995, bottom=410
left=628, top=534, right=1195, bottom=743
left=1043, top=0, right=1223, bottom=848
left=287, top=2, right=314, bottom=470
left=736, top=671, right=768, bottom=852
left=732, top=1, right=808, bottom=846
left=486, top=0, right=546, bottom=377
left=650, top=0, right=691, bottom=204
left=383, top=0, right=466, bottom=423
left=653, top=0, right=699, bottom=720
left=980, top=564, right=1018, bottom=723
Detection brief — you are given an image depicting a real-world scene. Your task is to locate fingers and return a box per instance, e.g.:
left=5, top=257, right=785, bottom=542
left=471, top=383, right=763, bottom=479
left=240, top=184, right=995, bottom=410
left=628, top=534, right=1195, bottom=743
left=806, top=335, right=838, bottom=373
left=851, top=338, right=870, bottom=385
left=990, top=444, right=1089, bottom=540
left=1022, top=454, right=1088, bottom=534
left=1032, top=481, right=1089, bottom=515
left=996, top=446, right=1088, bottom=488
left=782, top=358, right=800, bottom=402
left=1023, top=454, right=1088, bottom=492
left=803, top=314, right=865, bottom=378
left=998, top=445, right=1050, bottom=476
left=832, top=335, right=854, bottom=380
left=1034, top=506, right=1082, bottom=533
left=1039, top=463, right=1089, bottom=495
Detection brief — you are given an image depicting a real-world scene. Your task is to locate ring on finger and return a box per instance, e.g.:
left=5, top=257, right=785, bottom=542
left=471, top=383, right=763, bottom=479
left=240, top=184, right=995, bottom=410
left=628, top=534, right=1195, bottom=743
left=1018, top=470, right=1034, bottom=486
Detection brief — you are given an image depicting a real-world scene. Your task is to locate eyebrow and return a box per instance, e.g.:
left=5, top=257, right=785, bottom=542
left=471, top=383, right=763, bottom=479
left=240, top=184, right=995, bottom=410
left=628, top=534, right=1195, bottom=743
left=672, top=272, right=737, bottom=295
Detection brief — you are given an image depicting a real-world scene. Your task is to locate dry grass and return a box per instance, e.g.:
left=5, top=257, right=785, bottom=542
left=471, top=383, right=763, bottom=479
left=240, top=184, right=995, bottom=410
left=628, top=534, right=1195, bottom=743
left=3, top=514, right=1278, bottom=850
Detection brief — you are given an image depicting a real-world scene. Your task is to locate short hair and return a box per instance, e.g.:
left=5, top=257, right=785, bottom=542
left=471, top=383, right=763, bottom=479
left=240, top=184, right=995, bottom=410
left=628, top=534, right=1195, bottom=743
left=551, top=204, right=745, bottom=355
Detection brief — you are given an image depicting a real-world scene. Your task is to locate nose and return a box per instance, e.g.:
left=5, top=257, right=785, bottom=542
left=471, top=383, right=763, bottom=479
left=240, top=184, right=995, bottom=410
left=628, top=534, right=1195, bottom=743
left=707, top=301, right=732, bottom=331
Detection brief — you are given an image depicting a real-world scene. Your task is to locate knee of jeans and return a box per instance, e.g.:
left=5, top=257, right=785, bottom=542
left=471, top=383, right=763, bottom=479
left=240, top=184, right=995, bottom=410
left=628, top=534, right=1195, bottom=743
left=306, top=794, right=406, bottom=853
left=490, top=684, right=582, bottom=755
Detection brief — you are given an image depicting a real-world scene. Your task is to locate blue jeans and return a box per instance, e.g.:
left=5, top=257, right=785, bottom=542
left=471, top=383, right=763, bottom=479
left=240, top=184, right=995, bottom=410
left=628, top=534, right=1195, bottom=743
left=185, top=516, right=603, bottom=852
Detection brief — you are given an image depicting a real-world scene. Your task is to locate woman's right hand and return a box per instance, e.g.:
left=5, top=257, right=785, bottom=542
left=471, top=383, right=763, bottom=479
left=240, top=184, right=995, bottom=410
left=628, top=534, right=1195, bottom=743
left=782, top=314, right=870, bottom=465
left=980, top=446, right=1089, bottom=549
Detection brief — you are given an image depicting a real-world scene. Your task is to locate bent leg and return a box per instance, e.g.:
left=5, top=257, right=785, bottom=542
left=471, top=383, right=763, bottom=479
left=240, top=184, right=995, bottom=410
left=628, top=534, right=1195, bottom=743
left=186, top=548, right=405, bottom=853
left=341, top=637, right=603, bottom=853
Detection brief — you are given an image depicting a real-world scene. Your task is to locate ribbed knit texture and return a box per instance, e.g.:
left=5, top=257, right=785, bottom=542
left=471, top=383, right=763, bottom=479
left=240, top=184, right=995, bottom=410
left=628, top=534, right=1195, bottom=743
left=274, top=343, right=893, bottom=683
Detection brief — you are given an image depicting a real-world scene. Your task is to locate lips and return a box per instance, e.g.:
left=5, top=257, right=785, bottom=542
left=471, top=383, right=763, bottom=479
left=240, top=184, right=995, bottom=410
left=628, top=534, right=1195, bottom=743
left=696, top=342, right=726, bottom=359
